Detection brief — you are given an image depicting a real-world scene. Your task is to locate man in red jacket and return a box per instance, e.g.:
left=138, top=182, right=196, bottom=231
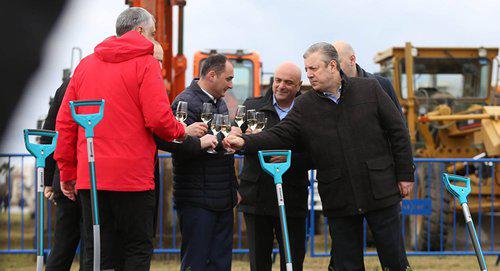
left=54, top=7, right=214, bottom=270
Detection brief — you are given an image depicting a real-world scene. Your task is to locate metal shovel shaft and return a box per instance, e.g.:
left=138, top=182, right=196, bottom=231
left=275, top=181, right=293, bottom=271
left=462, top=203, right=487, bottom=271
left=87, top=138, right=101, bottom=271
left=36, top=167, right=44, bottom=271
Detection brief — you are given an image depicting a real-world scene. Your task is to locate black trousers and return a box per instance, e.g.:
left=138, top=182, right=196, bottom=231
left=80, top=189, right=155, bottom=271
left=244, top=213, right=306, bottom=271
left=177, top=205, right=233, bottom=271
left=328, top=204, right=409, bottom=271
left=46, top=194, right=84, bottom=271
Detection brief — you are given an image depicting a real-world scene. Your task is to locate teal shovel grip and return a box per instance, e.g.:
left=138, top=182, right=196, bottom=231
left=70, top=99, right=105, bottom=138
left=23, top=129, right=58, bottom=168
left=442, top=173, right=471, bottom=205
left=258, top=150, right=291, bottom=184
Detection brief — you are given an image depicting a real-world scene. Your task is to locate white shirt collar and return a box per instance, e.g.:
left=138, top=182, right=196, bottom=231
left=199, top=86, right=216, bottom=103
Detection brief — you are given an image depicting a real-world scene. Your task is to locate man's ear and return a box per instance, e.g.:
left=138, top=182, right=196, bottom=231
left=350, top=55, right=356, bottom=67
left=207, top=70, right=216, bottom=81
left=135, top=26, right=143, bottom=35
left=329, top=60, right=338, bottom=72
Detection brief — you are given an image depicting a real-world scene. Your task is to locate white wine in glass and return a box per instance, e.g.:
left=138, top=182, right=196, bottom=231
left=201, top=103, right=213, bottom=125
left=176, top=111, right=187, bottom=122
left=247, top=109, right=257, bottom=131
left=175, top=101, right=188, bottom=122
left=220, top=115, right=231, bottom=137
left=255, top=112, right=266, bottom=130
left=173, top=101, right=188, bottom=143
left=207, top=114, right=221, bottom=154
left=235, top=105, right=246, bottom=127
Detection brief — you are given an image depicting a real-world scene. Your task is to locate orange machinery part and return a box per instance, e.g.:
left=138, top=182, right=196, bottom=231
left=127, top=0, right=187, bottom=102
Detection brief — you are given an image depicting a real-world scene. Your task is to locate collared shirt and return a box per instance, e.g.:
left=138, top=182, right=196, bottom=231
left=200, top=86, right=216, bottom=103
left=323, top=85, right=342, bottom=104
left=273, top=95, right=295, bottom=120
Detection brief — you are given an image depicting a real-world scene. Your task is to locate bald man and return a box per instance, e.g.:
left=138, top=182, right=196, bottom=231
left=238, top=62, right=310, bottom=271
left=333, top=41, right=403, bottom=113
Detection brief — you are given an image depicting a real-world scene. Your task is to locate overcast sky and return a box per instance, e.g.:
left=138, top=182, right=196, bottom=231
left=2, top=0, right=499, bottom=153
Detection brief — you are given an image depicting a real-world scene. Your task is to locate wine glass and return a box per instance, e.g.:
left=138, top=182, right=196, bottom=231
left=175, top=101, right=188, bottom=123
left=201, top=103, right=213, bottom=125
left=246, top=109, right=257, bottom=131
left=173, top=101, right=188, bottom=143
left=220, top=114, right=232, bottom=154
left=207, top=114, right=221, bottom=154
left=255, top=112, right=267, bottom=130
left=235, top=105, right=246, bottom=128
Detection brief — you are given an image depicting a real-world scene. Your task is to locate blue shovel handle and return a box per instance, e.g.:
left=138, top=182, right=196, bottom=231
left=442, top=173, right=471, bottom=205
left=258, top=150, right=291, bottom=184
left=23, top=129, right=58, bottom=168
left=70, top=99, right=105, bottom=138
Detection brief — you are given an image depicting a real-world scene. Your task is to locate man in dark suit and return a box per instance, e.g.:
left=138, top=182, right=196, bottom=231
left=157, top=53, right=237, bottom=271
left=225, top=42, right=414, bottom=271
left=333, top=41, right=403, bottom=113
left=239, top=62, right=310, bottom=271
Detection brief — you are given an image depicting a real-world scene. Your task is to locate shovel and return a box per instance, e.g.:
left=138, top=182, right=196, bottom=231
left=70, top=99, right=105, bottom=271
left=24, top=129, right=58, bottom=271
left=258, top=150, right=293, bottom=271
left=442, top=173, right=487, bottom=271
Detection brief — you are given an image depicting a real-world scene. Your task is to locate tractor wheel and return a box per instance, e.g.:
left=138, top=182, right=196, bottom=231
left=415, top=163, right=453, bottom=251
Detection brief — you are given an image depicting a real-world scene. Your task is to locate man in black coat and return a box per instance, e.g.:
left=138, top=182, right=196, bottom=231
left=333, top=41, right=403, bottom=114
left=225, top=42, right=414, bottom=271
left=41, top=79, right=85, bottom=271
left=157, top=54, right=236, bottom=271
left=239, top=62, right=310, bottom=271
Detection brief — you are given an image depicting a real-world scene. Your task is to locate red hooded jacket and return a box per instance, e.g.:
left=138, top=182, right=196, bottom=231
left=54, top=31, right=185, bottom=191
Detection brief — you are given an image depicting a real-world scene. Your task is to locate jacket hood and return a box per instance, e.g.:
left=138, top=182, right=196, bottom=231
left=94, top=31, right=153, bottom=63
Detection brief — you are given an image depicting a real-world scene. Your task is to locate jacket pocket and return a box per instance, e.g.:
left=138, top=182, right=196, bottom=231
left=366, top=156, right=399, bottom=200
left=316, top=168, right=347, bottom=211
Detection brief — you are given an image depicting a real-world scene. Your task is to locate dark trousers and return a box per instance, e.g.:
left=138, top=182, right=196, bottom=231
left=80, top=189, right=155, bottom=271
left=328, top=204, right=409, bottom=271
left=244, top=213, right=306, bottom=271
left=177, top=205, right=233, bottom=271
left=46, top=194, right=84, bottom=271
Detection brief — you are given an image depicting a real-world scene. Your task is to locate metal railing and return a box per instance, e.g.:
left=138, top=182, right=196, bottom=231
left=308, top=158, right=500, bottom=257
left=0, top=154, right=499, bottom=257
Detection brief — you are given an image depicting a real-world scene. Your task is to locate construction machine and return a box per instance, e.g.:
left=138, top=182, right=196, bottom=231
left=374, top=43, right=500, bottom=250
left=193, top=49, right=262, bottom=118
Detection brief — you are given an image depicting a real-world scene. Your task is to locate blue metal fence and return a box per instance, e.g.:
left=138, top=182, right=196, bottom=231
left=308, top=158, right=500, bottom=257
left=0, top=154, right=498, bottom=257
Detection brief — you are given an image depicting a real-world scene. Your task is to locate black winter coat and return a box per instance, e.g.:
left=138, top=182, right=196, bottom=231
left=41, top=79, right=70, bottom=196
left=157, top=80, right=237, bottom=211
left=238, top=89, right=310, bottom=218
left=242, top=74, right=414, bottom=218
left=356, top=64, right=403, bottom=114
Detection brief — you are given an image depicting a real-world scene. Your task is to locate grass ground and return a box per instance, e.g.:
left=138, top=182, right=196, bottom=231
left=0, top=254, right=498, bottom=270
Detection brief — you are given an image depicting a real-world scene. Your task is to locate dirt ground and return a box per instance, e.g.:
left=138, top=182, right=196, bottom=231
left=0, top=254, right=499, bottom=271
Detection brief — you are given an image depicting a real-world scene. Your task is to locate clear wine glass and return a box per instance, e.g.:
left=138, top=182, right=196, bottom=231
left=246, top=109, right=257, bottom=131
left=173, top=101, right=188, bottom=143
left=255, top=112, right=267, bottom=130
left=235, top=105, right=246, bottom=128
left=207, top=114, right=221, bottom=154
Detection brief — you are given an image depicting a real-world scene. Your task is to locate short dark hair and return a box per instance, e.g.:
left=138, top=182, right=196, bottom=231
left=200, top=54, right=228, bottom=77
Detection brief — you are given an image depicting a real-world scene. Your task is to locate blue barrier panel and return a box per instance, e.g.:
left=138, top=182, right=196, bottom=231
left=1, top=155, right=499, bottom=258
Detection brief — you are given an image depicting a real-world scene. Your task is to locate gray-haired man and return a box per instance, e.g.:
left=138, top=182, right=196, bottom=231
left=224, top=42, right=414, bottom=270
